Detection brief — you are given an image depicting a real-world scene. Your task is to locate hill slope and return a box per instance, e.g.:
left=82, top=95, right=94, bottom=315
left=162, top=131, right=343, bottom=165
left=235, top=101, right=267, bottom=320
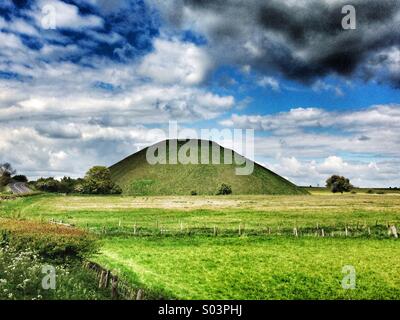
left=109, top=140, right=308, bottom=196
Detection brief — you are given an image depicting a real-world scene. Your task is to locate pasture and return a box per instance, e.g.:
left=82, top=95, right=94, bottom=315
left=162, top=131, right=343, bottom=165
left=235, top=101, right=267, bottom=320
left=1, top=191, right=400, bottom=299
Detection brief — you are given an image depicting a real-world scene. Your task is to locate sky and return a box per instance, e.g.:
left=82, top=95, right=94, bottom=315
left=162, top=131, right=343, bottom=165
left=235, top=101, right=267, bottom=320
left=0, top=0, right=400, bottom=187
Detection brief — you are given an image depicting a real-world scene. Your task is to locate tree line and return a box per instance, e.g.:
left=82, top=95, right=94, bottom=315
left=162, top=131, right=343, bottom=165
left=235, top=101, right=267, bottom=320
left=1, top=163, right=121, bottom=195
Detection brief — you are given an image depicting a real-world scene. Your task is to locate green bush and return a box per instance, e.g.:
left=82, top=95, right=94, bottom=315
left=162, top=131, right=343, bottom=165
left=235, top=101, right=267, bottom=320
left=0, top=220, right=109, bottom=300
left=190, top=190, right=197, bottom=196
left=0, top=247, right=109, bottom=300
left=81, top=166, right=122, bottom=195
left=12, top=175, right=28, bottom=183
left=216, top=184, right=232, bottom=195
left=34, top=177, right=62, bottom=193
left=0, top=220, right=98, bottom=262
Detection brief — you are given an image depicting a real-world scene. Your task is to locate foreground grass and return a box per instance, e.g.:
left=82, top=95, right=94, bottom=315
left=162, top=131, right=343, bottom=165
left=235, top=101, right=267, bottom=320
left=94, top=236, right=400, bottom=300
left=1, top=193, right=400, bottom=299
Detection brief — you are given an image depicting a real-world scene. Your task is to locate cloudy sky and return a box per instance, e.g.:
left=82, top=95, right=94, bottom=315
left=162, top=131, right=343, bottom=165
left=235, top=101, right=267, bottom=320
left=1, top=0, right=400, bottom=187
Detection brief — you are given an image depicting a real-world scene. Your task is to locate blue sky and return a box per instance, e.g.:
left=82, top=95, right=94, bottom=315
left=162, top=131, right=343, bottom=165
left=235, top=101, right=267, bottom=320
left=0, top=0, right=400, bottom=187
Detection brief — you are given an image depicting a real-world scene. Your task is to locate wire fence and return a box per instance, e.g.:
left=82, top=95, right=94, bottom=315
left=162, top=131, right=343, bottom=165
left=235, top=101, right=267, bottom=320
left=67, top=221, right=400, bottom=239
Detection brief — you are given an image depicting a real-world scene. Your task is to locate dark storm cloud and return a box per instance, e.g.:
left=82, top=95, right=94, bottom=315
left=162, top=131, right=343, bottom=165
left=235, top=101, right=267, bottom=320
left=173, top=0, right=400, bottom=84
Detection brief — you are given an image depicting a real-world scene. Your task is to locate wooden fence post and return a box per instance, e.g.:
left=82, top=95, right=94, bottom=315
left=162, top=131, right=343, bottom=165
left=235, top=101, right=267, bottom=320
left=321, top=229, right=325, bottom=237
left=213, top=226, right=217, bottom=236
left=104, top=270, right=110, bottom=288
left=345, top=226, right=348, bottom=237
left=293, top=227, right=298, bottom=237
left=98, top=270, right=105, bottom=289
left=389, top=225, right=398, bottom=238
left=136, top=289, right=144, bottom=300
left=238, top=224, right=241, bottom=236
left=111, top=276, right=118, bottom=299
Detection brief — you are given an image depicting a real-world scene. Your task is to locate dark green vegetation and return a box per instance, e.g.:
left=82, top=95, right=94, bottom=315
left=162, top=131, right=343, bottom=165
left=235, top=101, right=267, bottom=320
left=0, top=219, right=109, bottom=300
left=32, top=166, right=122, bottom=195
left=0, top=163, right=15, bottom=190
left=77, top=166, right=122, bottom=195
left=326, top=175, right=353, bottom=193
left=110, top=139, right=308, bottom=196
left=1, top=192, right=399, bottom=299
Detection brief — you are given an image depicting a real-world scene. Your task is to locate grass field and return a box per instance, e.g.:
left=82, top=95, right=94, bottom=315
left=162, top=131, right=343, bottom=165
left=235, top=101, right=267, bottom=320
left=1, top=191, right=400, bottom=299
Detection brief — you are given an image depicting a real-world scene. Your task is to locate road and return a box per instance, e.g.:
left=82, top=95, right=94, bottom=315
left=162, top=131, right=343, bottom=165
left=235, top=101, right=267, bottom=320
left=8, top=182, right=31, bottom=194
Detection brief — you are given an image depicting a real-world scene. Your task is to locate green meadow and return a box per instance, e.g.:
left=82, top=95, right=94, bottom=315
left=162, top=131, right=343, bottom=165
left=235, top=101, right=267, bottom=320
left=1, top=191, right=400, bottom=299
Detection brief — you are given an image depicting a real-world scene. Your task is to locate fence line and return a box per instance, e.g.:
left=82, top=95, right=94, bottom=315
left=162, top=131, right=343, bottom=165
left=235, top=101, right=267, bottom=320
left=86, top=222, right=399, bottom=239
left=84, top=261, right=152, bottom=300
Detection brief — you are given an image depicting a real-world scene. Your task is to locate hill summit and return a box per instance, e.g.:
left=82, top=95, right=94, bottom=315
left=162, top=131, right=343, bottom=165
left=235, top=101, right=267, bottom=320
left=109, top=139, right=308, bottom=196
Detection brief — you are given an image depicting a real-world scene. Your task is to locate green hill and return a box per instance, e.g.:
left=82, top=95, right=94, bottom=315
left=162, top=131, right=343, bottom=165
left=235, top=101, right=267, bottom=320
left=109, top=139, right=308, bottom=196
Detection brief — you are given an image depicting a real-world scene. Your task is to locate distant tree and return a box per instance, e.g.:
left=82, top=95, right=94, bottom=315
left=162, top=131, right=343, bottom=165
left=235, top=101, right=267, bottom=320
left=34, top=177, right=62, bottom=193
left=59, top=176, right=81, bottom=194
left=216, top=183, right=232, bottom=195
left=81, top=166, right=122, bottom=195
left=0, top=163, right=16, bottom=186
left=12, top=175, right=28, bottom=183
left=326, top=175, right=353, bottom=193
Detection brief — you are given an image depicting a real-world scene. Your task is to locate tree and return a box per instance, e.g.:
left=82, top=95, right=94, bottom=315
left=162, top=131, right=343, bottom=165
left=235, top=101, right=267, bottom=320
left=59, top=176, right=81, bottom=194
left=81, top=166, right=122, bottom=195
left=12, top=175, right=28, bottom=183
left=0, top=163, right=16, bottom=186
left=34, top=177, right=62, bottom=193
left=326, top=175, right=353, bottom=193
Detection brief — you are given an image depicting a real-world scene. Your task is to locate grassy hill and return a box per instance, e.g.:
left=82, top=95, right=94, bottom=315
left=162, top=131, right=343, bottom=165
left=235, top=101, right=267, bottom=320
left=109, top=139, right=308, bottom=196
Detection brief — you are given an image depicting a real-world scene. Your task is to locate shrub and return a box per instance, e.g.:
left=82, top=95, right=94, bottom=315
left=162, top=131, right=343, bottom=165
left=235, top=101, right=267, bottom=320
left=0, top=220, right=98, bottom=262
left=0, top=247, right=109, bottom=300
left=190, top=190, right=197, bottom=196
left=216, top=184, right=232, bottom=195
left=12, top=175, right=28, bottom=183
left=34, top=177, right=62, bottom=193
left=367, top=189, right=374, bottom=194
